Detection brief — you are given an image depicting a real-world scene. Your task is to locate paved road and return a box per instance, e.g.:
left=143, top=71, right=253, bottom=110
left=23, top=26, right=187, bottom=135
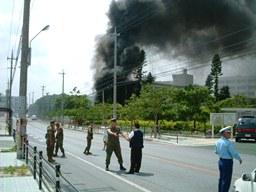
left=26, top=120, right=256, bottom=192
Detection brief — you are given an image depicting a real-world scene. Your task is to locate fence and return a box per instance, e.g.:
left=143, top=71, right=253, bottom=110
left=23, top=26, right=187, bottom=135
left=24, top=139, right=80, bottom=192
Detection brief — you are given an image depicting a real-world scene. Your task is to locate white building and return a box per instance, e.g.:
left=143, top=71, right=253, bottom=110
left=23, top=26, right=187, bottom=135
left=172, top=69, right=193, bottom=87
left=219, top=76, right=256, bottom=98
left=154, top=68, right=194, bottom=87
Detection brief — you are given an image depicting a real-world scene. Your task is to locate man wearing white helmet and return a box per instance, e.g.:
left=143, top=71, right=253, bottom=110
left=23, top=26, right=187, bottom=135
left=215, top=126, right=242, bottom=192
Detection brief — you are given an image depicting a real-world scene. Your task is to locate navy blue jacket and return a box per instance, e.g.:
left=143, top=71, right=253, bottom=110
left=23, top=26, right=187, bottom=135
left=130, top=129, right=144, bottom=149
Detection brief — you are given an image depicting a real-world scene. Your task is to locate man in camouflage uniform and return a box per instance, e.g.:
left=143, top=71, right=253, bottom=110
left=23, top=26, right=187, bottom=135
left=105, top=118, right=126, bottom=171
left=84, top=124, right=93, bottom=155
left=54, top=122, right=65, bottom=158
left=46, top=121, right=56, bottom=163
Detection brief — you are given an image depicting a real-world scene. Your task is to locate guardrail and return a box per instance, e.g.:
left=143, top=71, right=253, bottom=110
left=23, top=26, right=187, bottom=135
left=23, top=139, right=80, bottom=192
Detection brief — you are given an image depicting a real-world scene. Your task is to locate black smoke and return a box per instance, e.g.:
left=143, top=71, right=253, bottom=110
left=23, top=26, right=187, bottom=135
left=93, top=0, right=256, bottom=103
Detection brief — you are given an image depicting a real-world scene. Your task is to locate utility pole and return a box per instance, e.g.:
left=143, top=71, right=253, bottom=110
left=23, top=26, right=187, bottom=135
left=32, top=91, right=34, bottom=104
left=7, top=50, right=16, bottom=136
left=102, top=89, right=105, bottom=124
left=41, top=85, right=45, bottom=97
left=59, top=70, right=65, bottom=124
left=113, top=27, right=119, bottom=119
left=18, top=0, right=30, bottom=159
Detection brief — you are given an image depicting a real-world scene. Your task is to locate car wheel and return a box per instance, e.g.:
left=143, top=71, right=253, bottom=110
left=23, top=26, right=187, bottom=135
left=235, top=138, right=240, bottom=142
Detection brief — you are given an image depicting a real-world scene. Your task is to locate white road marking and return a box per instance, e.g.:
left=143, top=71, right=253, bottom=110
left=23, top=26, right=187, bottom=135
left=67, top=151, right=152, bottom=192
left=29, top=141, right=152, bottom=192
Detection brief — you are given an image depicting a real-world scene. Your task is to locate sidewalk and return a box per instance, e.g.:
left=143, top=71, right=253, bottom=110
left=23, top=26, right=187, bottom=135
left=0, top=136, right=41, bottom=192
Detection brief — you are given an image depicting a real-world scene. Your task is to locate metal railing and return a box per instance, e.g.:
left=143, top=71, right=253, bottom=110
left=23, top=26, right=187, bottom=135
left=24, top=139, right=80, bottom=192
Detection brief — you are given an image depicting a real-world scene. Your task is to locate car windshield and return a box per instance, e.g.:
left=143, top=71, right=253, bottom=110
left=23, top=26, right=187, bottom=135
left=238, top=117, right=256, bottom=128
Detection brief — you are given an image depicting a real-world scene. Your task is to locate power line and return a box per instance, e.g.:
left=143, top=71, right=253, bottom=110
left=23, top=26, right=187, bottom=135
left=7, top=0, right=16, bottom=57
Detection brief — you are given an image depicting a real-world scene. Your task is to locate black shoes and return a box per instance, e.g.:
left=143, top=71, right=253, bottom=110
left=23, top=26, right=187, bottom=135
left=105, top=165, right=126, bottom=171
left=48, top=159, right=55, bottom=163
left=83, top=151, right=92, bottom=155
left=120, top=165, right=126, bottom=171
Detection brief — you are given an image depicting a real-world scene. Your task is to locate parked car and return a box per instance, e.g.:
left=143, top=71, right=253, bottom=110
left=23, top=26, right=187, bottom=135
left=233, top=168, right=256, bottom=192
left=235, top=116, right=256, bottom=142
left=31, top=115, right=37, bottom=120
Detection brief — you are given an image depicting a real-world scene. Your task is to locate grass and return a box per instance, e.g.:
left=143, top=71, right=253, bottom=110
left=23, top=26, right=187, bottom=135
left=0, top=164, right=30, bottom=176
left=0, top=145, right=16, bottom=152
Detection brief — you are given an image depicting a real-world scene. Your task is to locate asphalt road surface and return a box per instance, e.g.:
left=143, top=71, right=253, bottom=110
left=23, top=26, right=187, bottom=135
left=26, top=120, right=255, bottom=192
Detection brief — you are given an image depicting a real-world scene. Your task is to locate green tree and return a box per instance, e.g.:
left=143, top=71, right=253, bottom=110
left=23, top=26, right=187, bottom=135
left=87, top=103, right=113, bottom=124
left=176, top=86, right=214, bottom=130
left=217, top=95, right=248, bottom=108
left=218, top=86, right=230, bottom=101
left=142, top=72, right=155, bottom=84
left=138, top=85, right=175, bottom=137
left=205, top=74, right=213, bottom=95
left=210, top=54, right=222, bottom=100
left=55, top=93, right=92, bottom=125
left=121, top=94, right=144, bottom=128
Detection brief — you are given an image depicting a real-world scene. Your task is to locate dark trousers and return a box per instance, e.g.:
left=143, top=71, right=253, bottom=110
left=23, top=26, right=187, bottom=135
left=55, top=141, right=64, bottom=155
left=106, top=144, right=123, bottom=166
left=129, top=148, right=142, bottom=173
left=84, top=139, right=92, bottom=153
left=218, top=159, right=233, bottom=192
left=47, top=144, right=54, bottom=160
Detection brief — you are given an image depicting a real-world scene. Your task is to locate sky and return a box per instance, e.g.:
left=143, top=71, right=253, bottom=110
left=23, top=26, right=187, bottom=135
left=0, top=0, right=111, bottom=103
left=1, top=0, right=255, bottom=105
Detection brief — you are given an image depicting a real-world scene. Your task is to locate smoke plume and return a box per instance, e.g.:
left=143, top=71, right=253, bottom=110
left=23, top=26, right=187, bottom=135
left=93, top=0, right=256, bottom=98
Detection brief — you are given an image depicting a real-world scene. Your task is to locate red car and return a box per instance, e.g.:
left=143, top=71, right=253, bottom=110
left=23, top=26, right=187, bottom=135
left=235, top=116, right=256, bottom=142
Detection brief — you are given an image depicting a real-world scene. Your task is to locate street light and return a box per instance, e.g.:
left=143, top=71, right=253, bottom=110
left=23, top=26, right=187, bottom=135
left=28, top=25, right=50, bottom=65
left=17, top=24, right=49, bottom=159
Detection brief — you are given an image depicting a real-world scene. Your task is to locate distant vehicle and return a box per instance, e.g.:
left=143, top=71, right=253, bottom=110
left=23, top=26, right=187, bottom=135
left=233, top=168, right=256, bottom=192
left=31, top=115, right=37, bottom=120
left=235, top=116, right=256, bottom=142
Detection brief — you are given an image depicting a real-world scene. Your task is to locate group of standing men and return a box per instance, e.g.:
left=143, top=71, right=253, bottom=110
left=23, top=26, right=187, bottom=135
left=45, top=118, right=242, bottom=190
left=46, top=121, right=65, bottom=163
left=80, top=118, right=144, bottom=174
left=82, top=118, right=144, bottom=174
left=105, top=118, right=144, bottom=174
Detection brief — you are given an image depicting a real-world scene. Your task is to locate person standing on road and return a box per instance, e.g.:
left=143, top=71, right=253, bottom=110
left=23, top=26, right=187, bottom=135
left=54, top=122, right=65, bottom=158
left=126, top=122, right=144, bottom=174
left=83, top=123, right=93, bottom=155
left=215, top=126, right=242, bottom=192
left=46, top=121, right=56, bottom=163
left=105, top=118, right=126, bottom=171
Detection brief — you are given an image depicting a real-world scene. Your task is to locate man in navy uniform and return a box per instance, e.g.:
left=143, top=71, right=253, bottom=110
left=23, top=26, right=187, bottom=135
left=215, top=126, right=242, bottom=192
left=127, top=122, right=144, bottom=174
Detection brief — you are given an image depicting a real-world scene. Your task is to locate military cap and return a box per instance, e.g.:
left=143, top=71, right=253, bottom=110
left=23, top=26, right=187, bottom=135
left=219, top=126, right=231, bottom=133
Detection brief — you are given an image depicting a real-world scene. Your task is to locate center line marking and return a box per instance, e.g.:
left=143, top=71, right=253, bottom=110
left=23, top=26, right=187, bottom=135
left=29, top=140, right=152, bottom=192
left=66, top=151, right=152, bottom=192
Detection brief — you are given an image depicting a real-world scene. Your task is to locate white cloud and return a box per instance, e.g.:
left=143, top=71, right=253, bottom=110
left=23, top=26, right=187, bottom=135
left=0, top=0, right=111, bottom=101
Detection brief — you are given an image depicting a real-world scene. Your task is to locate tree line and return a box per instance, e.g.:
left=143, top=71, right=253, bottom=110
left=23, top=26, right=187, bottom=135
left=28, top=54, right=256, bottom=135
